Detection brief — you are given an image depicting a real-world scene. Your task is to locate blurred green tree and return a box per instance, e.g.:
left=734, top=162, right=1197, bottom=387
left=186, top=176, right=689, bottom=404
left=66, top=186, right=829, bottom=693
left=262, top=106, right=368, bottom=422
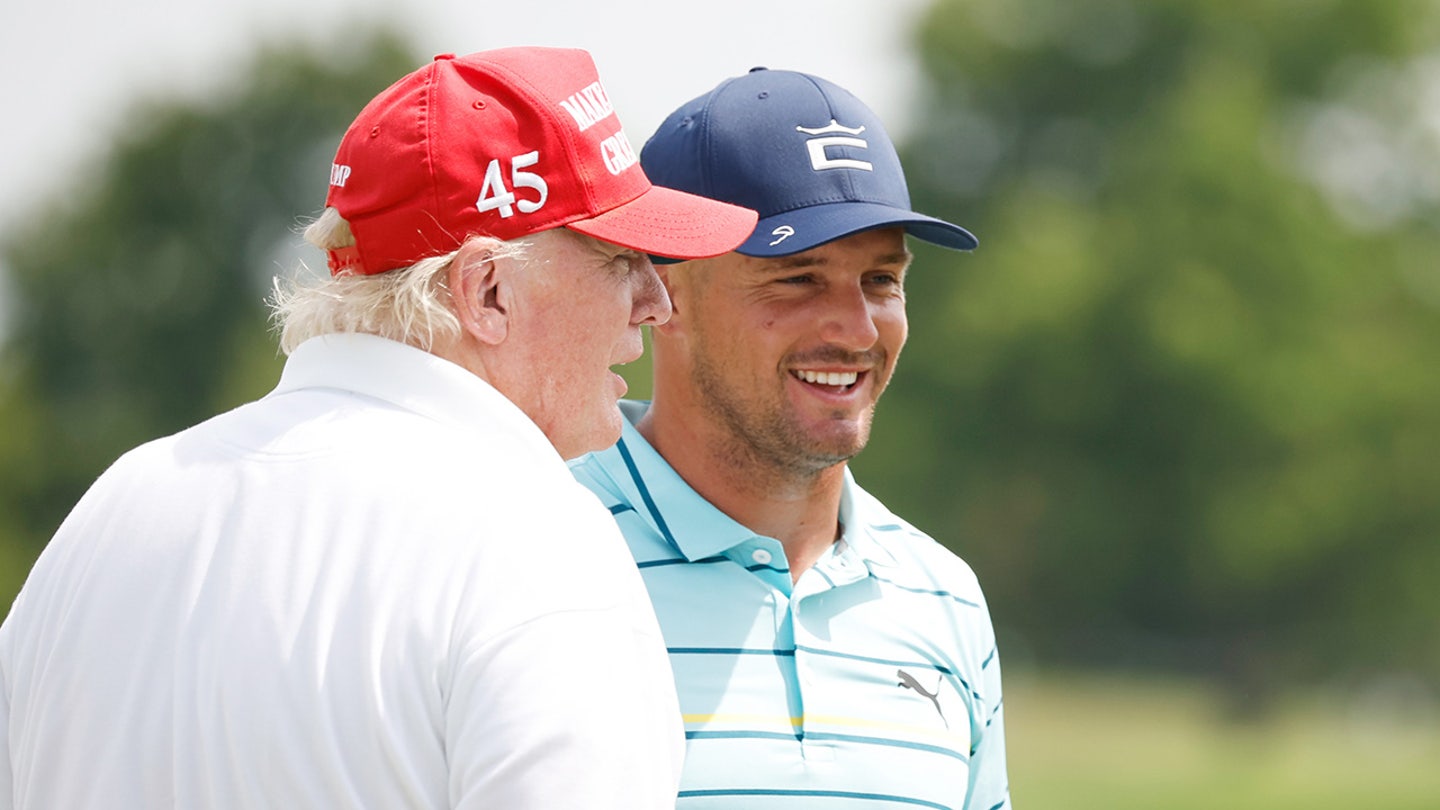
left=856, top=0, right=1440, bottom=699
left=0, top=33, right=419, bottom=612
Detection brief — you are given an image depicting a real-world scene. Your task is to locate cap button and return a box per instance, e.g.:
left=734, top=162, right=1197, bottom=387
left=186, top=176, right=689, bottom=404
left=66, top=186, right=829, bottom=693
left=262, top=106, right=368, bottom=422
left=434, top=53, right=456, bottom=61
left=748, top=66, right=768, bottom=73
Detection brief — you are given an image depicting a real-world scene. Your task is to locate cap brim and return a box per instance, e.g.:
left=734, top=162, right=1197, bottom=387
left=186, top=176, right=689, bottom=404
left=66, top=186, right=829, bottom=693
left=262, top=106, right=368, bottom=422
left=738, top=201, right=978, bottom=257
left=566, top=185, right=758, bottom=261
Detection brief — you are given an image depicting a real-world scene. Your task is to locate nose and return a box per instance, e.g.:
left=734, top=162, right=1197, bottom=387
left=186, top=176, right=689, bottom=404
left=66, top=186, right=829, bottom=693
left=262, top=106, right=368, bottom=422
left=819, top=282, right=880, bottom=351
left=632, top=256, right=673, bottom=327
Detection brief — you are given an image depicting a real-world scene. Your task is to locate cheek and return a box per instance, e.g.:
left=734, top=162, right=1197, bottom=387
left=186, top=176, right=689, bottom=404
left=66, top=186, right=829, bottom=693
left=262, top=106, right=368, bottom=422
left=882, top=309, right=909, bottom=345
left=874, top=312, right=908, bottom=371
left=560, top=294, right=626, bottom=345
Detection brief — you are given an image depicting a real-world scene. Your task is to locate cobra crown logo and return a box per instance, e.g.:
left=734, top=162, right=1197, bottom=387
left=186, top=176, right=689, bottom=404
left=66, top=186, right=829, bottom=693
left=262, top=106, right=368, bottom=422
left=795, top=120, right=873, bottom=172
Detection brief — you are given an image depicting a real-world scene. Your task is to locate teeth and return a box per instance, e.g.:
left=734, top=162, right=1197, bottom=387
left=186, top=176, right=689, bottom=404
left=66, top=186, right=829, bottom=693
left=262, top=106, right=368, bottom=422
left=796, top=370, right=859, bottom=386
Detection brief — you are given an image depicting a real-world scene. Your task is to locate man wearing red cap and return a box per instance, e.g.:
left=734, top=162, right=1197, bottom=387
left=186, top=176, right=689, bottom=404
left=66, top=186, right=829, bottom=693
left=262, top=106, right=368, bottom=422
left=0, top=48, right=755, bottom=809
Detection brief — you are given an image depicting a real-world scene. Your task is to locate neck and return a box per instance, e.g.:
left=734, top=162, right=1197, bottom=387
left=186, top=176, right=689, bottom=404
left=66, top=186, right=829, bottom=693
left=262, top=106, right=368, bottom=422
left=637, top=400, right=846, bottom=582
left=429, top=332, right=491, bottom=383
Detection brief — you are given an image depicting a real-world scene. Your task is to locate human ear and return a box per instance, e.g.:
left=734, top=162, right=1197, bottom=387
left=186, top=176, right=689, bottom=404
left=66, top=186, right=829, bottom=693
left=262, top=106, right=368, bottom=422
left=449, top=239, right=509, bottom=345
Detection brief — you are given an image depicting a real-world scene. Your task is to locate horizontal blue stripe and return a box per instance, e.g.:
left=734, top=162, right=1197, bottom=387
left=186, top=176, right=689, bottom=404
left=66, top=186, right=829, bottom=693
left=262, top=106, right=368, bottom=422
left=868, top=523, right=906, bottom=532
left=679, top=789, right=953, bottom=810
left=686, top=730, right=966, bottom=762
left=671, top=645, right=983, bottom=702
left=637, top=555, right=730, bottom=569
left=989, top=798, right=1009, bottom=810
left=687, top=729, right=801, bottom=743
left=869, top=573, right=981, bottom=608
left=608, top=503, right=635, bottom=515
left=803, top=731, right=968, bottom=763
left=796, top=645, right=982, bottom=702
left=795, top=644, right=954, bottom=676
left=670, top=647, right=796, bottom=657
left=747, top=562, right=790, bottom=574
left=642, top=553, right=731, bottom=567
left=637, top=557, right=685, bottom=569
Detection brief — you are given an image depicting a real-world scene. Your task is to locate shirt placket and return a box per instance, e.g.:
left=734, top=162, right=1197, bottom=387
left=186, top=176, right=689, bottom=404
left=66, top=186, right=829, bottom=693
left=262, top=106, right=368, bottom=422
left=788, top=541, right=872, bottom=762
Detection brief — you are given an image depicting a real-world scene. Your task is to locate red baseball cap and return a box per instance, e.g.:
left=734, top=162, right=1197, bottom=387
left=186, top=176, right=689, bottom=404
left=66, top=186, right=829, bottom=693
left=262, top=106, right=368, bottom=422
left=324, top=48, right=759, bottom=275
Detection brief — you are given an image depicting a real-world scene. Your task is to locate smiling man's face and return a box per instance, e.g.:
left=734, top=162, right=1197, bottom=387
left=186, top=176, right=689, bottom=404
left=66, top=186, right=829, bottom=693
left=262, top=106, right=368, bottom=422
left=663, top=227, right=910, bottom=477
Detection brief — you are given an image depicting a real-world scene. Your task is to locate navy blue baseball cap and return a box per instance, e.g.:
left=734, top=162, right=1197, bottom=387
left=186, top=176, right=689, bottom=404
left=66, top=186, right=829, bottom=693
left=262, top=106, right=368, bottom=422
left=640, top=67, right=977, bottom=258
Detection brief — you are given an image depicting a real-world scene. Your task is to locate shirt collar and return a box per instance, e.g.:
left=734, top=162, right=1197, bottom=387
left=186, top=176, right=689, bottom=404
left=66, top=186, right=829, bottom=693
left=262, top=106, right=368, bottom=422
left=605, top=401, right=757, bottom=561
left=609, top=400, right=897, bottom=569
left=835, top=466, right=900, bottom=569
left=270, top=332, right=559, bottom=463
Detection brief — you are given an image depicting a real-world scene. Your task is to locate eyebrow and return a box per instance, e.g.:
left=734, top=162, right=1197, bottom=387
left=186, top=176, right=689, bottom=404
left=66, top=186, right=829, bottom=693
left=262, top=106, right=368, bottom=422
left=572, top=231, right=642, bottom=261
left=595, top=245, right=644, bottom=267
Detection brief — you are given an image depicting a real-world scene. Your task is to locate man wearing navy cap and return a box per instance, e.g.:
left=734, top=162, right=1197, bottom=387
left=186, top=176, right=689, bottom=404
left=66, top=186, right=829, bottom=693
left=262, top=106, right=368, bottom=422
left=570, top=68, right=1011, bottom=810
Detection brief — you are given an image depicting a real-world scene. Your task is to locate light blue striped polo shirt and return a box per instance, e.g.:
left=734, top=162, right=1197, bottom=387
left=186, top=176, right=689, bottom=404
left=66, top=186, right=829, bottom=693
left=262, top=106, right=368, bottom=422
left=570, top=400, right=1010, bottom=810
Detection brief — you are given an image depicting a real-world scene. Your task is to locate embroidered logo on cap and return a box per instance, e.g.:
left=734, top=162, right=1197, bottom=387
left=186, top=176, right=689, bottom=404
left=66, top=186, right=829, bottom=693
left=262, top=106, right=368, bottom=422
left=476, top=151, right=549, bottom=219
left=769, top=225, right=795, bottom=246
left=560, top=81, right=617, bottom=132
left=600, top=130, right=639, bottom=175
left=796, top=120, right=873, bottom=172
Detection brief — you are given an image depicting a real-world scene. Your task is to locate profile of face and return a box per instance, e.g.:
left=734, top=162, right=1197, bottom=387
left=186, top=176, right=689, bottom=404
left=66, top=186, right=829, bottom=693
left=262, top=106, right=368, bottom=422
left=490, top=229, right=672, bottom=459
left=659, top=227, right=911, bottom=476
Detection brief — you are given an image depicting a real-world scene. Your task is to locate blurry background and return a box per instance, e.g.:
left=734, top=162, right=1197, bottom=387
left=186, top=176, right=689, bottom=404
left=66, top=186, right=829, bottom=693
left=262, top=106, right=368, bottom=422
left=2, top=0, right=1438, bottom=807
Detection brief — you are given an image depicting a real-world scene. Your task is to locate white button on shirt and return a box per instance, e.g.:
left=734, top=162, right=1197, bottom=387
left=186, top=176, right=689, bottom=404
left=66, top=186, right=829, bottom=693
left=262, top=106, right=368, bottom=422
left=751, top=548, right=774, bottom=565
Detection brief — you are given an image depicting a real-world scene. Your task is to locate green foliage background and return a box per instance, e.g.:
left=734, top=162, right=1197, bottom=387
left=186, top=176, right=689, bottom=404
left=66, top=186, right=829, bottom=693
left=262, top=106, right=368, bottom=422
left=857, top=0, right=1440, bottom=698
left=0, top=34, right=418, bottom=605
left=2, top=0, right=1438, bottom=719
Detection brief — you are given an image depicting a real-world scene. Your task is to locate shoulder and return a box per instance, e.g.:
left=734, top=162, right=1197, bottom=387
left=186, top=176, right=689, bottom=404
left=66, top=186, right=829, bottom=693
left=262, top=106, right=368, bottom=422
left=846, top=475, right=984, bottom=582
left=847, top=479, right=988, bottom=603
left=846, top=479, right=1007, bottom=711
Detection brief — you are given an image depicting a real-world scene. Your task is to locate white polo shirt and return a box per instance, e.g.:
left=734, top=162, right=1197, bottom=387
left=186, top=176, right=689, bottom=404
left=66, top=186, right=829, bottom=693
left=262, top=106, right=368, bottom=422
left=0, top=333, right=683, bottom=809
left=570, top=400, right=1011, bottom=810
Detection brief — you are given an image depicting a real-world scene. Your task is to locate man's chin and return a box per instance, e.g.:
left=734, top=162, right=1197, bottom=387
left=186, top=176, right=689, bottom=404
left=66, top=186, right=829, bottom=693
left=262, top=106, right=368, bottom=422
left=804, top=417, right=871, bottom=456
left=787, top=431, right=868, bottom=471
left=555, top=412, right=624, bottom=461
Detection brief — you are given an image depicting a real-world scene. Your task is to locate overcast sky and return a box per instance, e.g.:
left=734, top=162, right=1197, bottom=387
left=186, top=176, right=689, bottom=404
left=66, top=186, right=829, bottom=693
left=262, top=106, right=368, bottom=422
left=0, top=0, right=931, bottom=236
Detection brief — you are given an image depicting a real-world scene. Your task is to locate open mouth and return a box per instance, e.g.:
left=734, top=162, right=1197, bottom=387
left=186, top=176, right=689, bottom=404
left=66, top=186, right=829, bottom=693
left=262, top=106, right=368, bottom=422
left=791, top=369, right=862, bottom=392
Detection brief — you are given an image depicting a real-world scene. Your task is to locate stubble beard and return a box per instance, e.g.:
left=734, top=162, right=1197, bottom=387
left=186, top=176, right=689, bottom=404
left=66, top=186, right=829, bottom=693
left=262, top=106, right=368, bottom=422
left=690, top=350, right=876, bottom=486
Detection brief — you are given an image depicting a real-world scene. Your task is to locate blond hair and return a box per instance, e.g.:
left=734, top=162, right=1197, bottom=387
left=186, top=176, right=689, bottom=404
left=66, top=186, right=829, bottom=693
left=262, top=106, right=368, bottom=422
left=269, top=208, right=528, bottom=354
